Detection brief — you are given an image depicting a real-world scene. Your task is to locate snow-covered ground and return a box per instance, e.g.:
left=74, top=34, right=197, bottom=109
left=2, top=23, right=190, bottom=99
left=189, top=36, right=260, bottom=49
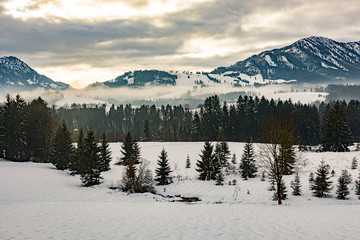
left=1, top=142, right=360, bottom=239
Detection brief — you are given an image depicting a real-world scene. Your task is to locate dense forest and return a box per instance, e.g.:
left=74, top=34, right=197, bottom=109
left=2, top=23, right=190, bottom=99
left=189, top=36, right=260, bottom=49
left=0, top=93, right=358, bottom=162
left=57, top=95, right=359, bottom=145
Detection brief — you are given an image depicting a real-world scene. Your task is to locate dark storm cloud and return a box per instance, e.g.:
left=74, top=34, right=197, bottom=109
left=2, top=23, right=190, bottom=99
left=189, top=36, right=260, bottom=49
left=0, top=0, right=360, bottom=83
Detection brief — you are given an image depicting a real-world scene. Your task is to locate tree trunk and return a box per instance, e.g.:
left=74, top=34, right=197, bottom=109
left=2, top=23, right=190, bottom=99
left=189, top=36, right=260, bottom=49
left=276, top=180, right=282, bottom=205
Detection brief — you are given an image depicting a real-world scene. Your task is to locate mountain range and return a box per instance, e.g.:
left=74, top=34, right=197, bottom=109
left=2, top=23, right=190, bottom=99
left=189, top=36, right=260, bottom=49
left=1, top=36, right=360, bottom=91
left=0, top=56, right=69, bottom=92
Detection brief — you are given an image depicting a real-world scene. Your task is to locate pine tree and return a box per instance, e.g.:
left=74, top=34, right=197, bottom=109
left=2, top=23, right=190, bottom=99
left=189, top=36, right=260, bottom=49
left=214, top=127, right=230, bottom=167
left=69, top=129, right=84, bottom=175
left=49, top=121, right=74, bottom=170
left=355, top=172, right=360, bottom=199
left=273, top=179, right=287, bottom=200
left=351, top=157, right=358, bottom=170
left=336, top=169, right=352, bottom=200
left=215, top=171, right=225, bottom=185
left=231, top=153, right=237, bottom=164
left=239, top=136, right=257, bottom=180
left=279, top=129, right=296, bottom=175
left=196, top=140, right=220, bottom=181
left=80, top=129, right=102, bottom=186
left=290, top=172, right=302, bottom=196
left=321, top=102, right=353, bottom=152
left=99, top=133, right=112, bottom=172
left=155, top=148, right=172, bottom=185
left=312, top=160, right=333, bottom=198
left=268, top=176, right=276, bottom=191
left=119, top=132, right=141, bottom=165
left=309, top=172, right=315, bottom=190
left=185, top=155, right=191, bottom=168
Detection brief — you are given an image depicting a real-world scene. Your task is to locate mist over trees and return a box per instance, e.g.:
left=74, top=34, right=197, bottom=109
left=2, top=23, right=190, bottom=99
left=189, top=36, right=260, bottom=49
left=0, top=93, right=359, bottom=164
left=55, top=95, right=359, bottom=146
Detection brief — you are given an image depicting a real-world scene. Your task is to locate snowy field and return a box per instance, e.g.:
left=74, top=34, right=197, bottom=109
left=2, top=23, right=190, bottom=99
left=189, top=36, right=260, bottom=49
left=1, top=142, right=360, bottom=239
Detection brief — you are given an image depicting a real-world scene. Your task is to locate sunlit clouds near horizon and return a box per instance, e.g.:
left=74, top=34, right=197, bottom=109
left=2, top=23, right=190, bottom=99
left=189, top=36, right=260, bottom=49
left=1, top=0, right=360, bottom=88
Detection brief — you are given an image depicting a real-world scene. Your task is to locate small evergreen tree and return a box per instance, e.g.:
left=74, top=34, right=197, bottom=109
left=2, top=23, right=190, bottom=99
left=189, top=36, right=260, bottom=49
left=231, top=153, right=237, bottom=164
left=214, top=127, right=231, bottom=167
left=336, top=169, right=352, bottom=200
left=119, top=132, right=141, bottom=165
left=69, top=129, right=84, bottom=175
left=351, top=157, right=358, bottom=170
left=312, top=160, right=333, bottom=198
left=79, top=129, right=102, bottom=186
left=196, top=140, right=220, bottom=181
left=185, top=155, right=191, bottom=168
left=49, top=121, right=74, bottom=171
left=239, top=136, right=257, bottom=180
left=309, top=172, right=315, bottom=190
left=273, top=179, right=287, bottom=200
left=99, top=133, right=112, bottom=172
left=215, top=171, right=225, bottom=185
left=268, top=177, right=276, bottom=191
left=355, top=172, right=360, bottom=199
left=155, top=148, right=172, bottom=185
left=290, top=172, right=302, bottom=196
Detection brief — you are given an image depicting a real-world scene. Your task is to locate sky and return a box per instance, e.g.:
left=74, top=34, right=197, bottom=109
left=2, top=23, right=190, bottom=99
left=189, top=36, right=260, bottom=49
left=1, top=0, right=360, bottom=88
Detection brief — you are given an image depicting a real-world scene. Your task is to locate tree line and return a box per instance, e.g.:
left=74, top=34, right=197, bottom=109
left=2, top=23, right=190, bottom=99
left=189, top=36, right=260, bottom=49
left=57, top=95, right=358, bottom=148
left=0, top=93, right=357, bottom=164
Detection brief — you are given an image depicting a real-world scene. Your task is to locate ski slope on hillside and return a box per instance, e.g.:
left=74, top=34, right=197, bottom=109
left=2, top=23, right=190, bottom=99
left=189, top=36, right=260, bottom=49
left=1, top=142, right=360, bottom=239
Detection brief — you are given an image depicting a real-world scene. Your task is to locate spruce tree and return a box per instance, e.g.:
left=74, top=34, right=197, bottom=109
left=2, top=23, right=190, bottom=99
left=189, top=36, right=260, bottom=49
left=214, top=127, right=230, bottom=167
left=99, top=133, right=112, bottom=172
left=119, top=132, right=141, bottom=165
left=336, top=169, right=352, bottom=200
left=239, top=136, right=257, bottom=180
left=185, top=154, right=191, bottom=168
left=312, top=160, right=333, bottom=198
left=215, top=171, right=225, bottom=185
left=80, top=129, right=102, bottom=186
left=231, top=153, right=237, bottom=164
left=279, top=130, right=296, bottom=175
left=273, top=179, right=287, bottom=200
left=309, top=172, right=315, bottom=190
left=321, top=102, right=353, bottom=152
left=49, top=121, right=74, bottom=170
left=290, top=172, right=302, bottom=196
left=268, top=176, right=276, bottom=191
left=196, top=140, right=220, bottom=181
left=155, top=148, right=172, bottom=185
left=69, top=129, right=84, bottom=175
left=351, top=157, right=358, bottom=170
left=355, top=172, right=360, bottom=199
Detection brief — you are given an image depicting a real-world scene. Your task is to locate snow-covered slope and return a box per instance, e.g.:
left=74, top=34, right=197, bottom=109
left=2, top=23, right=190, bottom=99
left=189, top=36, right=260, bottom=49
left=213, top=36, right=360, bottom=83
left=0, top=56, right=69, bottom=92
left=1, top=142, right=360, bottom=239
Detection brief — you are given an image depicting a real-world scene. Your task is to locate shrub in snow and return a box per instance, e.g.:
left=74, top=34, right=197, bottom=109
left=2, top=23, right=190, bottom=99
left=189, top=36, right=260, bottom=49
left=121, top=159, right=154, bottom=193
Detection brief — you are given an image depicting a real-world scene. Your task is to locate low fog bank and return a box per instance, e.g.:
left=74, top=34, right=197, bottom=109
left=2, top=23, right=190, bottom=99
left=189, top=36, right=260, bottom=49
left=0, top=83, right=329, bottom=109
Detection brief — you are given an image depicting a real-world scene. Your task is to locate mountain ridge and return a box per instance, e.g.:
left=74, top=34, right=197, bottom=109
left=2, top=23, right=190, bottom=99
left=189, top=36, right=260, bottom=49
left=0, top=56, right=69, bottom=92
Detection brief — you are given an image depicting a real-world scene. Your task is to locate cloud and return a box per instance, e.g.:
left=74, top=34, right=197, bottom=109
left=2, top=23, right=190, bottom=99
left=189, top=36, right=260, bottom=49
left=0, top=0, right=360, bottom=88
